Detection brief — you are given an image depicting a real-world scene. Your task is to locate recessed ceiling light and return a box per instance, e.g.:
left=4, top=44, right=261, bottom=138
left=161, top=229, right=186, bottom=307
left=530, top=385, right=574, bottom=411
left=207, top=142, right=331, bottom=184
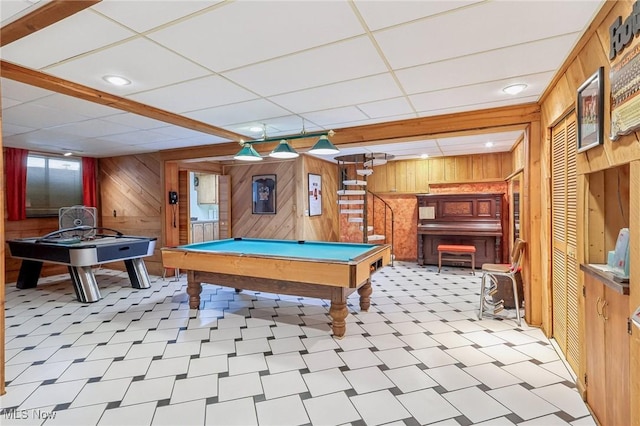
left=485, top=141, right=494, bottom=148
left=63, top=152, right=73, bottom=157
left=103, top=75, right=131, bottom=86
left=249, top=126, right=263, bottom=133
left=503, top=84, right=527, bottom=95
left=420, top=153, right=429, bottom=159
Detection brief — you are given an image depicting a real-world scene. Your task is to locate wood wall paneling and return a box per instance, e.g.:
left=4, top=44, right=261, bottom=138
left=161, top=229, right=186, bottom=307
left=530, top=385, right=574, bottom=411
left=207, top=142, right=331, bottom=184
left=301, top=155, right=340, bottom=242
left=225, top=160, right=297, bottom=239
left=100, top=154, right=164, bottom=275
left=218, top=175, right=231, bottom=239
left=540, top=1, right=638, bottom=421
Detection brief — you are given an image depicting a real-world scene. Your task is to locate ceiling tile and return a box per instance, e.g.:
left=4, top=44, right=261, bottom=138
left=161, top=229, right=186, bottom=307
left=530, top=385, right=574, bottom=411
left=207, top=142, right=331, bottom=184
left=184, top=99, right=291, bottom=127
left=50, top=119, right=140, bottom=138
left=373, top=0, right=603, bottom=70
left=129, top=75, right=257, bottom=114
left=227, top=116, right=315, bottom=137
left=46, top=38, right=210, bottom=95
left=2, top=123, right=37, bottom=136
left=222, top=36, right=388, bottom=97
left=3, top=103, right=88, bottom=128
left=2, top=10, right=136, bottom=69
left=271, top=74, right=402, bottom=113
left=151, top=125, right=213, bottom=139
left=0, top=0, right=46, bottom=26
left=147, top=1, right=364, bottom=72
left=409, top=75, right=554, bottom=114
left=92, top=0, right=221, bottom=33
left=354, top=0, right=481, bottom=31
left=396, top=34, right=578, bottom=95
left=1, top=79, right=53, bottom=103
left=100, top=113, right=171, bottom=130
left=100, top=130, right=177, bottom=145
left=358, top=97, right=415, bottom=119
left=3, top=128, right=85, bottom=147
left=36, top=93, right=121, bottom=119
left=302, top=107, right=369, bottom=128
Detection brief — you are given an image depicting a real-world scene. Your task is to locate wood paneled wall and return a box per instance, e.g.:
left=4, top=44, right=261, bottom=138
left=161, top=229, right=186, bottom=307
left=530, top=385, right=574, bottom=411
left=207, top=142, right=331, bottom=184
left=300, top=155, right=339, bottom=242
left=367, top=152, right=512, bottom=194
left=538, top=1, right=638, bottom=422
left=99, top=153, right=164, bottom=275
left=223, top=155, right=339, bottom=241
left=225, top=159, right=298, bottom=239
left=512, top=136, right=525, bottom=171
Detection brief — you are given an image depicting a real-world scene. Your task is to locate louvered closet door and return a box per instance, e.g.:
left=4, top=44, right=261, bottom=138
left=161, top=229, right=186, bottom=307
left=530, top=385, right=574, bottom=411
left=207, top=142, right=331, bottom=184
left=551, top=114, right=580, bottom=373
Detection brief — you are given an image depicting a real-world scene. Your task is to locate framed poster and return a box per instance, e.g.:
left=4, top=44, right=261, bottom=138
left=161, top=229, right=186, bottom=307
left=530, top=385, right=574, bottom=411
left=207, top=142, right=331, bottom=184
left=576, top=67, right=604, bottom=153
left=610, top=39, right=640, bottom=140
left=308, top=173, right=322, bottom=216
left=252, top=174, right=276, bottom=214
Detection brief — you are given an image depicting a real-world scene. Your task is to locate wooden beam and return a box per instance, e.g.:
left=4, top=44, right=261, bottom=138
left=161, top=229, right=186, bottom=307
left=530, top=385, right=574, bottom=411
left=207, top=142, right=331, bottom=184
left=160, top=103, right=541, bottom=161
left=1, top=0, right=101, bottom=47
left=1, top=61, right=249, bottom=142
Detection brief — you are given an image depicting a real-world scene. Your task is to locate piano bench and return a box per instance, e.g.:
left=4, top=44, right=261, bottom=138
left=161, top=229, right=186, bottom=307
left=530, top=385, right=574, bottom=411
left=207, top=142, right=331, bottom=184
left=437, top=244, right=476, bottom=275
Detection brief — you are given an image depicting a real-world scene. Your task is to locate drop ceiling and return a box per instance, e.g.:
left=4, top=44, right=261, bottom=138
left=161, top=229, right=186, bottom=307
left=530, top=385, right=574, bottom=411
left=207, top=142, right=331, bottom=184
left=0, top=0, right=604, bottom=160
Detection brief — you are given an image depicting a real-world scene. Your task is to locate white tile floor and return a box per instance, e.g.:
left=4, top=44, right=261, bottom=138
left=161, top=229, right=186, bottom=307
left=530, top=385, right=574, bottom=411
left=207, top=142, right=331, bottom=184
left=1, top=262, right=595, bottom=425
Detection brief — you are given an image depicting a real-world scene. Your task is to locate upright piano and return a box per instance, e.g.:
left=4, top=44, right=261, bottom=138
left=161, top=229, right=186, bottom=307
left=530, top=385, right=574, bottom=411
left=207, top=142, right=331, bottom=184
left=417, top=193, right=504, bottom=266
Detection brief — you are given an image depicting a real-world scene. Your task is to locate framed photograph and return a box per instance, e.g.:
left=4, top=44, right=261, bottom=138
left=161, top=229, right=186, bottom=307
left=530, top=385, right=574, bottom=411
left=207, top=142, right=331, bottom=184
left=308, top=173, right=322, bottom=216
left=577, top=67, right=604, bottom=153
left=252, top=174, right=276, bottom=214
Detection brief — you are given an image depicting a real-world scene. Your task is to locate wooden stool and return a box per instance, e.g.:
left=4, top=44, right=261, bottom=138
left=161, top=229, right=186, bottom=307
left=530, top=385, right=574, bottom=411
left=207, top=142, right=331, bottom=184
left=437, top=244, right=476, bottom=275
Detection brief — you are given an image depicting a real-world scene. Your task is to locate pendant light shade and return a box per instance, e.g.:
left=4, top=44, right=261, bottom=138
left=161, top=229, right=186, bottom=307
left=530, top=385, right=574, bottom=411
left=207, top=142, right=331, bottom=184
left=269, top=140, right=299, bottom=159
left=233, top=144, right=263, bottom=161
left=308, top=135, right=339, bottom=155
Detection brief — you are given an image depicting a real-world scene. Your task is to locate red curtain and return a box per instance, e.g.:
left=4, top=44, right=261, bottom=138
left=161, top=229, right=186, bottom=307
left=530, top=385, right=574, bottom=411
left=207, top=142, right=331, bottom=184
left=82, top=157, right=97, bottom=207
left=5, top=147, right=28, bottom=221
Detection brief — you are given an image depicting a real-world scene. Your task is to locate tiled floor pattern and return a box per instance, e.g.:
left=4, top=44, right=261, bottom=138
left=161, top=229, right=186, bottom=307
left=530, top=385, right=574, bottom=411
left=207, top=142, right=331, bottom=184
left=1, top=262, right=595, bottom=426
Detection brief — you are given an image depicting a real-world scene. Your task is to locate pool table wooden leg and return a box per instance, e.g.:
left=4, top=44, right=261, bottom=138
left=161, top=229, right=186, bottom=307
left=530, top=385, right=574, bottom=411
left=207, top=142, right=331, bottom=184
left=187, top=271, right=202, bottom=309
left=329, top=299, right=348, bottom=339
left=358, top=280, right=372, bottom=311
left=329, top=287, right=349, bottom=338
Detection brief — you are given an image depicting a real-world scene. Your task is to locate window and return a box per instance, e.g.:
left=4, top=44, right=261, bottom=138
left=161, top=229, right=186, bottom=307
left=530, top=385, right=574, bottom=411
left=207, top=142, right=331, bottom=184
left=26, top=154, right=83, bottom=217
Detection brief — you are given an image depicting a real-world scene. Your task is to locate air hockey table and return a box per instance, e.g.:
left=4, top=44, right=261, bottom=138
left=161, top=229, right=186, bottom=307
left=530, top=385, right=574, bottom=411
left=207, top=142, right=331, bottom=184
left=8, top=228, right=156, bottom=303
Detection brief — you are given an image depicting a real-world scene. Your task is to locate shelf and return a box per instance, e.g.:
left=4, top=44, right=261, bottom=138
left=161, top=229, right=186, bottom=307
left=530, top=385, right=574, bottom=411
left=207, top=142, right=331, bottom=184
left=580, top=264, right=630, bottom=295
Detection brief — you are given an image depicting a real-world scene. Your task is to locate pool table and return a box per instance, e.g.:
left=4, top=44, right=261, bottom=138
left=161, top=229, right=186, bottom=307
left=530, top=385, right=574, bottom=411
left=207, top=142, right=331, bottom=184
left=161, top=238, right=391, bottom=338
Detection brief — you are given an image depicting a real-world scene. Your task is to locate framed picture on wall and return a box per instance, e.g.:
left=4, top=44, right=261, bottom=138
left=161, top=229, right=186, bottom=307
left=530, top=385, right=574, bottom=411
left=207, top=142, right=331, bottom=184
left=576, top=67, right=604, bottom=153
left=308, top=173, right=322, bottom=216
left=252, top=174, right=276, bottom=214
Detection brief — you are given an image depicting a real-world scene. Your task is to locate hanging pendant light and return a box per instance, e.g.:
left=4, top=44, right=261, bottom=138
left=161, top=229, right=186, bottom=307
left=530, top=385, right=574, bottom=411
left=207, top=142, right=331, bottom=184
left=308, top=135, right=339, bottom=155
left=269, top=140, right=299, bottom=159
left=233, top=144, right=263, bottom=161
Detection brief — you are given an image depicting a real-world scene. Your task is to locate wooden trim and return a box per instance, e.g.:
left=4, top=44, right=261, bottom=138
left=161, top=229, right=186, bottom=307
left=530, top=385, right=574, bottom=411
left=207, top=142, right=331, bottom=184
left=505, top=168, right=525, bottom=181
left=0, top=0, right=100, bottom=47
left=0, top=95, right=5, bottom=395
left=0, top=61, right=248, bottom=142
left=163, top=161, right=180, bottom=249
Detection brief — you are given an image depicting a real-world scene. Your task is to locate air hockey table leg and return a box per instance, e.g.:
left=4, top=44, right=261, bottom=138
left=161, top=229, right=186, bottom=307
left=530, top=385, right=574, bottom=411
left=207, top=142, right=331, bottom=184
left=125, top=258, right=152, bottom=289
left=68, top=266, right=101, bottom=302
left=16, top=260, right=43, bottom=289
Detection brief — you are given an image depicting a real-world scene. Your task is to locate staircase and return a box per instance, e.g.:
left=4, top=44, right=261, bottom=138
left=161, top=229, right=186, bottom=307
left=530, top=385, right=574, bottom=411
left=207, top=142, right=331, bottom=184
left=336, top=154, right=394, bottom=264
